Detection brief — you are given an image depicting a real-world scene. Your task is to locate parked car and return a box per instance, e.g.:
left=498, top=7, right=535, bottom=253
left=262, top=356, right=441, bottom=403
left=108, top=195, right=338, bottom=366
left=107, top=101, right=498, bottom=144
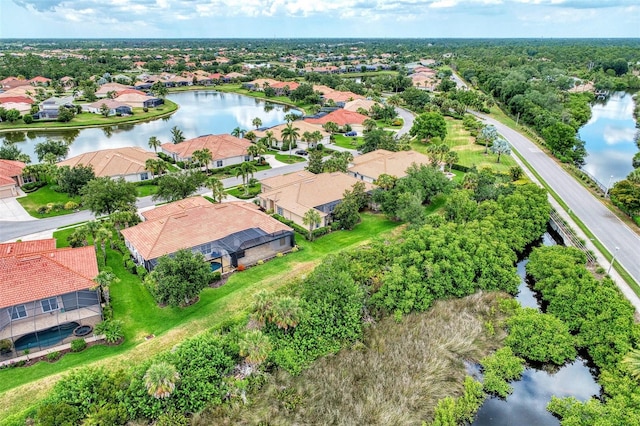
left=345, top=131, right=357, bottom=137
left=295, top=149, right=308, bottom=156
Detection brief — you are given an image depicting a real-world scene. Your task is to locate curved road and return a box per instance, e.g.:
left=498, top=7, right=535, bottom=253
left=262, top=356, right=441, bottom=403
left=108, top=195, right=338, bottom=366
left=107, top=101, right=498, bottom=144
left=476, top=113, right=640, bottom=285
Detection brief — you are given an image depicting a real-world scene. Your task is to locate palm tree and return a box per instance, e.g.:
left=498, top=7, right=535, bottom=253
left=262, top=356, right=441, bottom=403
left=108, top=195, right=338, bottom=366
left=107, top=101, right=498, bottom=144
left=322, top=121, right=339, bottom=134
left=92, top=270, right=118, bottom=306
left=84, top=220, right=103, bottom=252
left=238, top=330, right=272, bottom=366
left=94, top=226, right=111, bottom=265
left=284, top=113, right=298, bottom=123
left=374, top=173, right=397, bottom=191
left=247, top=144, right=260, bottom=160
left=145, top=158, right=160, bottom=179
left=479, top=125, right=498, bottom=154
left=252, top=290, right=273, bottom=327
left=263, top=130, right=276, bottom=149
left=445, top=151, right=459, bottom=172
left=235, top=161, right=257, bottom=195
left=270, top=296, right=302, bottom=331
left=231, top=127, right=245, bottom=138
left=170, top=126, right=185, bottom=144
left=623, top=349, right=640, bottom=380
left=363, top=118, right=378, bottom=132
left=281, top=122, right=300, bottom=158
left=192, top=148, right=212, bottom=173
left=309, top=104, right=321, bottom=115
left=144, top=362, right=180, bottom=399
left=68, top=226, right=89, bottom=248
left=490, top=138, right=511, bottom=163
left=205, top=176, right=226, bottom=203
left=148, top=136, right=161, bottom=152
left=244, top=130, right=257, bottom=142
left=302, top=209, right=322, bottom=241
left=252, top=117, right=262, bottom=130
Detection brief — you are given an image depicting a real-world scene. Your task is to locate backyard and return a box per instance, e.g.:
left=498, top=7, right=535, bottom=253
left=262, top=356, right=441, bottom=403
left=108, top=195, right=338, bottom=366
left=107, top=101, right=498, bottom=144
left=0, top=213, right=400, bottom=421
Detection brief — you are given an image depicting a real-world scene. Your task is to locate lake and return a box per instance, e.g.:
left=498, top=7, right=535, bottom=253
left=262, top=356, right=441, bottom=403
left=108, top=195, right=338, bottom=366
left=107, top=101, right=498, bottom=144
left=579, top=91, right=637, bottom=186
left=0, top=91, right=299, bottom=162
left=472, top=232, right=601, bottom=426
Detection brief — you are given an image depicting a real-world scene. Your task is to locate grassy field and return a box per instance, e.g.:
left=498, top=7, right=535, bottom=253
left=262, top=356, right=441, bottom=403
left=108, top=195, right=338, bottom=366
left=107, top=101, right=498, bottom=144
left=214, top=84, right=313, bottom=114
left=135, top=184, right=158, bottom=197
left=411, top=118, right=516, bottom=173
left=16, top=185, right=82, bottom=218
left=0, top=101, right=178, bottom=132
left=0, top=213, right=400, bottom=418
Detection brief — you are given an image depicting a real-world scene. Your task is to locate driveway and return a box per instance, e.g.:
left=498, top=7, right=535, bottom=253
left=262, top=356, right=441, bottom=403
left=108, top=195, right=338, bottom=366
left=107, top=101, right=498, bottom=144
left=0, top=197, right=34, bottom=221
left=395, top=107, right=415, bottom=138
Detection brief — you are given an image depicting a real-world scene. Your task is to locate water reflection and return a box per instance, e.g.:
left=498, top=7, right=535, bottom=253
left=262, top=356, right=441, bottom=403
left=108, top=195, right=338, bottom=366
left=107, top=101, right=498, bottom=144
left=579, top=92, right=637, bottom=184
left=0, top=91, right=300, bottom=162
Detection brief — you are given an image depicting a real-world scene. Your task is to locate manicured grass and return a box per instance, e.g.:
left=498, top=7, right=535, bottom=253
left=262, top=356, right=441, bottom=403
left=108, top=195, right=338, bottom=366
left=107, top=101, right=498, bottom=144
left=272, top=152, right=307, bottom=163
left=333, top=134, right=363, bottom=149
left=17, top=185, right=83, bottom=218
left=377, top=118, right=403, bottom=129
left=411, top=117, right=516, bottom=173
left=214, top=84, right=312, bottom=114
left=0, top=213, right=400, bottom=403
left=225, top=184, right=261, bottom=198
left=0, top=101, right=178, bottom=131
left=135, top=184, right=158, bottom=197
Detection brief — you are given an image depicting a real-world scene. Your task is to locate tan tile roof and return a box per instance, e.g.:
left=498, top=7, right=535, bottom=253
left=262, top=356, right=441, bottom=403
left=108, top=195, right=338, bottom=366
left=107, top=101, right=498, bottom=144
left=349, top=149, right=431, bottom=180
left=96, top=82, right=132, bottom=95
left=121, top=200, right=292, bottom=261
left=254, top=121, right=328, bottom=142
left=271, top=81, right=300, bottom=90
left=305, top=109, right=368, bottom=126
left=0, top=246, right=98, bottom=309
left=343, top=99, right=380, bottom=113
left=321, top=91, right=365, bottom=103
left=115, top=92, right=157, bottom=103
left=57, top=147, right=156, bottom=178
left=85, top=99, right=131, bottom=110
left=0, top=159, right=26, bottom=180
left=0, top=239, right=56, bottom=257
left=161, top=134, right=250, bottom=161
left=260, top=170, right=316, bottom=191
left=259, top=172, right=375, bottom=218
left=247, top=78, right=279, bottom=87
left=141, top=196, right=211, bottom=221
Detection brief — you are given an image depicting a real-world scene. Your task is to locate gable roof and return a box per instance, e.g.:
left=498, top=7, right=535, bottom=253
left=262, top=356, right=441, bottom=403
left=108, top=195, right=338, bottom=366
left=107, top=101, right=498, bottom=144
left=259, top=172, right=375, bottom=218
left=85, top=99, right=132, bottom=110
left=0, top=239, right=56, bottom=257
left=0, top=245, right=98, bottom=309
left=260, top=170, right=316, bottom=191
left=321, top=90, right=365, bottom=103
left=121, top=200, right=292, bottom=261
left=0, top=96, right=35, bottom=105
left=161, top=134, right=250, bottom=160
left=348, top=149, right=432, bottom=181
left=57, top=147, right=156, bottom=178
left=304, top=109, right=368, bottom=126
left=271, top=81, right=300, bottom=90
left=343, top=99, right=380, bottom=113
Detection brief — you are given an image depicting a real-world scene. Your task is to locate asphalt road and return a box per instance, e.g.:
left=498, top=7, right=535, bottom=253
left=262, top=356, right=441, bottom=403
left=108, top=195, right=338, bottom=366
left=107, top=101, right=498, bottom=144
left=395, top=106, right=415, bottom=137
left=476, top=113, right=640, bottom=285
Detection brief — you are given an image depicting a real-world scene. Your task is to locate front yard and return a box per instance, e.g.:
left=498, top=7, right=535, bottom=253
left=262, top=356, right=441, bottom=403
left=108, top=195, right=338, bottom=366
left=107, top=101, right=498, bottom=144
left=17, top=185, right=83, bottom=218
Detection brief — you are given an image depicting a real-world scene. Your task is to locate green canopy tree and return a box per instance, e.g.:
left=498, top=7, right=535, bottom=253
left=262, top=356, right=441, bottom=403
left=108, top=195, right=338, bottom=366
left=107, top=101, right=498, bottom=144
left=153, top=170, right=205, bottom=202
left=409, top=111, right=447, bottom=143
left=81, top=177, right=137, bottom=216
left=56, top=164, right=95, bottom=196
left=149, top=249, right=213, bottom=307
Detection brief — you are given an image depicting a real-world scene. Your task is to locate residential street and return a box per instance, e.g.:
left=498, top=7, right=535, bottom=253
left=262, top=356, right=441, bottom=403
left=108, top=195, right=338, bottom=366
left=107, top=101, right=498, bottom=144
left=476, top=113, right=640, bottom=286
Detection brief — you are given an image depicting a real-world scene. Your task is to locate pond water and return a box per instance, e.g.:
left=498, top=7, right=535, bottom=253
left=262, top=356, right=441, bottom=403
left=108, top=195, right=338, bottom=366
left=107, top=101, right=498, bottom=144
left=472, top=232, right=601, bottom=426
left=578, top=91, right=637, bottom=186
left=1, top=91, right=299, bottom=162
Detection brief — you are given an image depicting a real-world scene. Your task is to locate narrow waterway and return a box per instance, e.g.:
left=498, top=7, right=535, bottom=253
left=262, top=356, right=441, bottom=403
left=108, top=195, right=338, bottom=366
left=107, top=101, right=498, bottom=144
left=0, top=91, right=299, bottom=162
left=472, top=232, right=601, bottom=426
left=579, top=91, right=637, bottom=186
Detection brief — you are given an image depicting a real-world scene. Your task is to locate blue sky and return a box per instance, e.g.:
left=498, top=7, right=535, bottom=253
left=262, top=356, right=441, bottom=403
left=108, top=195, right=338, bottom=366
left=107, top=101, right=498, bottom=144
left=1, top=0, right=639, bottom=39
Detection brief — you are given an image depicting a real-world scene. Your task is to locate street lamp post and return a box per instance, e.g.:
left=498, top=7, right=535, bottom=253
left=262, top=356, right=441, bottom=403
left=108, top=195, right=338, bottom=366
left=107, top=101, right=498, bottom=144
left=604, top=175, right=614, bottom=197
left=608, top=247, right=620, bottom=275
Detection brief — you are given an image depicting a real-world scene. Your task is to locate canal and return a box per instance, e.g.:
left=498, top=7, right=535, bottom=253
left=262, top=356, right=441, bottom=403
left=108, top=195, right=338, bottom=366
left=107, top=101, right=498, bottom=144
left=0, top=91, right=299, bottom=162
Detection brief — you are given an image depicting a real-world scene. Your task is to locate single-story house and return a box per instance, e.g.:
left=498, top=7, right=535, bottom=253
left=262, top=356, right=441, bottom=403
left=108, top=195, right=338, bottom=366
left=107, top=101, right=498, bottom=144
left=121, top=198, right=294, bottom=272
left=270, top=81, right=300, bottom=96
left=28, top=76, right=51, bottom=86
left=114, top=92, right=164, bottom=109
left=258, top=172, right=375, bottom=228
left=343, top=99, right=381, bottom=114
left=304, top=109, right=368, bottom=129
left=242, top=78, right=279, bottom=91
left=348, top=149, right=432, bottom=183
left=0, top=96, right=34, bottom=115
left=224, top=72, right=247, bottom=81
left=0, top=77, right=30, bottom=90
left=0, top=242, right=101, bottom=358
left=0, top=159, right=26, bottom=198
left=38, top=96, right=75, bottom=120
left=95, top=82, right=132, bottom=98
left=57, top=147, right=157, bottom=182
left=82, top=99, right=133, bottom=116
left=254, top=121, right=330, bottom=149
left=161, top=134, right=251, bottom=168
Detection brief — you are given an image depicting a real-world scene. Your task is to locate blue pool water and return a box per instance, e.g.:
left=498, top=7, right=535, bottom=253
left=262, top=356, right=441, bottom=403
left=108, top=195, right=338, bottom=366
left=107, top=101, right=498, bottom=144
left=14, top=321, right=79, bottom=352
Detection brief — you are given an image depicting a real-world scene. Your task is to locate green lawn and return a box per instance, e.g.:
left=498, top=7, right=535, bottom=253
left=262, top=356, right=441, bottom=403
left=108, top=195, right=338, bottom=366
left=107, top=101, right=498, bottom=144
left=377, top=118, right=403, bottom=129
left=269, top=150, right=307, bottom=163
left=135, top=184, right=158, bottom=197
left=0, top=101, right=178, bottom=131
left=16, top=185, right=83, bottom=218
left=225, top=184, right=261, bottom=199
left=332, top=134, right=363, bottom=149
left=214, top=84, right=313, bottom=114
left=411, top=117, right=516, bottom=173
left=0, top=213, right=400, bottom=402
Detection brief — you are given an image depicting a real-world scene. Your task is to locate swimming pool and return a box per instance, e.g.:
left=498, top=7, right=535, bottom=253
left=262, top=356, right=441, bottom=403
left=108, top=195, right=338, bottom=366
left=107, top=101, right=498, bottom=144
left=14, top=322, right=80, bottom=352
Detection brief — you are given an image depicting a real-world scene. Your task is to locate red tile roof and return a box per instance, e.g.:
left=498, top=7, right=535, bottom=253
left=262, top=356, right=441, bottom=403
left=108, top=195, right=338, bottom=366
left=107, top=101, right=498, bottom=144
left=0, top=246, right=99, bottom=309
left=305, top=109, right=368, bottom=126
left=121, top=200, right=292, bottom=261
left=0, top=96, right=34, bottom=105
left=0, top=239, right=56, bottom=257
left=161, top=134, right=250, bottom=161
left=0, top=159, right=26, bottom=180
left=271, top=81, right=300, bottom=90
left=141, top=196, right=211, bottom=221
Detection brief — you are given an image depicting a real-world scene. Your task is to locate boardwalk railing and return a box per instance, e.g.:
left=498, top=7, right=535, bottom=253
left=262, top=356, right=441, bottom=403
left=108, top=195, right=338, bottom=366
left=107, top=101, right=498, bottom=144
left=549, top=208, right=597, bottom=265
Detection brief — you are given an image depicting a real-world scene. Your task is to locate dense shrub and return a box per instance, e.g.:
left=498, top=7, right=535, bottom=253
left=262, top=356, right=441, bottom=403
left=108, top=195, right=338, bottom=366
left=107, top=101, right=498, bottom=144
left=95, top=320, right=124, bottom=344
left=480, top=347, right=524, bottom=397
left=70, top=338, right=86, bottom=352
